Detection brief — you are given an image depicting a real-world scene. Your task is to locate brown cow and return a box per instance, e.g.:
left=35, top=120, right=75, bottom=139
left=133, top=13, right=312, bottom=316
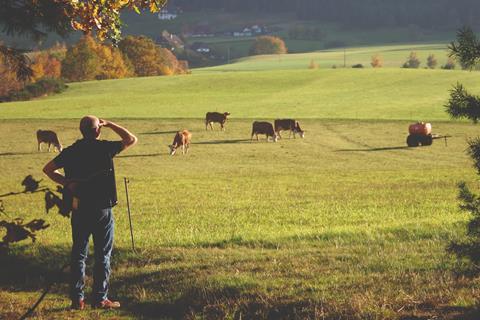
left=205, top=112, right=230, bottom=131
left=169, top=130, right=192, bottom=155
left=274, top=119, right=305, bottom=139
left=251, top=121, right=278, bottom=142
left=37, top=130, right=62, bottom=152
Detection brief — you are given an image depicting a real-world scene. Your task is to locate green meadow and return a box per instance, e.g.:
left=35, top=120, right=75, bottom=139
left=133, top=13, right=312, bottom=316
left=2, top=45, right=480, bottom=319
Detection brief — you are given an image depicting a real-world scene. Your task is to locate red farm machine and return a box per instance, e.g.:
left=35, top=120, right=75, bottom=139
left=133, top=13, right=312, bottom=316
left=406, top=122, right=450, bottom=147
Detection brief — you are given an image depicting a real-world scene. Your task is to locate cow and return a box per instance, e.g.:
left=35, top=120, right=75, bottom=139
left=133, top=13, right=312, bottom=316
left=37, top=130, right=62, bottom=152
left=274, top=119, right=305, bottom=139
left=205, top=112, right=230, bottom=131
left=169, top=130, right=192, bottom=155
left=251, top=121, right=278, bottom=142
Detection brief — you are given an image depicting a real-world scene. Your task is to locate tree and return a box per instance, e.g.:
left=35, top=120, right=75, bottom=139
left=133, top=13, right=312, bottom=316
left=0, top=50, right=23, bottom=98
left=0, top=0, right=166, bottom=80
left=449, top=27, right=480, bottom=70
left=62, top=35, right=132, bottom=81
left=402, top=52, right=421, bottom=68
left=30, top=52, right=62, bottom=81
left=249, top=36, right=288, bottom=56
left=445, top=27, right=480, bottom=269
left=371, top=54, right=383, bottom=68
left=62, top=36, right=101, bottom=82
left=426, top=54, right=438, bottom=69
left=95, top=44, right=132, bottom=80
left=119, top=36, right=186, bottom=77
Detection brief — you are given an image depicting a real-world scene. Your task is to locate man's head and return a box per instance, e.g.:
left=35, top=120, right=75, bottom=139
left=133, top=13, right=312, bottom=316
left=80, top=115, right=101, bottom=139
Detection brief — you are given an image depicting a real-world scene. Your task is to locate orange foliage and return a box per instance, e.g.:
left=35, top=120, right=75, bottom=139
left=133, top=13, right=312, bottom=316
left=62, top=35, right=131, bottom=82
left=249, top=36, right=288, bottom=56
left=371, top=54, right=383, bottom=68
left=119, top=36, right=188, bottom=77
left=0, top=52, right=23, bottom=98
left=31, top=52, right=62, bottom=81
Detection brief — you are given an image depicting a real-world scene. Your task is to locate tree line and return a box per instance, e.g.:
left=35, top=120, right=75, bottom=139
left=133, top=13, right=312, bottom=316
left=171, top=0, right=479, bottom=30
left=0, top=35, right=189, bottom=102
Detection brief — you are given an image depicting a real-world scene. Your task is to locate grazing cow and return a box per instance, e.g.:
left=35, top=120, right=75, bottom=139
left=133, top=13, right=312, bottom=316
left=205, top=112, right=230, bottom=131
left=251, top=121, right=278, bottom=142
left=274, top=119, right=305, bottom=139
left=169, top=130, right=192, bottom=155
left=36, top=130, right=62, bottom=152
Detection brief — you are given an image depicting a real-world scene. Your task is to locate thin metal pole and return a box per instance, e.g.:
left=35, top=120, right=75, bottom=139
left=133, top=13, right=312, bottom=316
left=124, top=177, right=136, bottom=252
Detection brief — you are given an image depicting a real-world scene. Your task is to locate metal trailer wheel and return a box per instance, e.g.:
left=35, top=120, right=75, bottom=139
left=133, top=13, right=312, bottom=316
left=406, top=134, right=419, bottom=147
left=420, top=134, right=433, bottom=146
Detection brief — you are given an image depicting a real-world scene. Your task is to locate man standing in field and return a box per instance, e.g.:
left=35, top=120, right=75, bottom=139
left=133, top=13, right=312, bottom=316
left=43, top=116, right=138, bottom=310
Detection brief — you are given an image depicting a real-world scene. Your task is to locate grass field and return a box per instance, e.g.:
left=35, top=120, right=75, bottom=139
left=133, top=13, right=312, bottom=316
left=200, top=43, right=454, bottom=71
left=2, top=50, right=480, bottom=319
left=2, top=55, right=480, bottom=121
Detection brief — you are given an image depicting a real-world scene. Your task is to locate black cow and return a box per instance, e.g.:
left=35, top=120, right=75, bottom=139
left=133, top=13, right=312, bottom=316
left=251, top=121, right=278, bottom=142
left=205, top=112, right=230, bottom=131
left=274, top=119, right=305, bottom=139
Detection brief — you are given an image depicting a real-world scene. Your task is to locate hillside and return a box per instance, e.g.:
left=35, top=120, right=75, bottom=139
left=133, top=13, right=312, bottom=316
left=1, top=48, right=479, bottom=121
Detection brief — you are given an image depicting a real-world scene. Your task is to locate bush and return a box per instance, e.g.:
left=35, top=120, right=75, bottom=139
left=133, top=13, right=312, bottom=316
left=8, top=90, right=32, bottom=102
left=371, top=54, right=383, bottom=68
left=352, top=64, right=364, bottom=68
left=402, top=52, right=421, bottom=68
left=426, top=54, right=438, bottom=69
left=249, top=36, right=287, bottom=56
left=9, top=78, right=67, bottom=101
left=308, top=59, right=318, bottom=69
left=442, top=57, right=456, bottom=70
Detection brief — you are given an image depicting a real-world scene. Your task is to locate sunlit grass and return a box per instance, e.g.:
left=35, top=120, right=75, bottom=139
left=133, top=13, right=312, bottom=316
left=1, top=118, right=479, bottom=318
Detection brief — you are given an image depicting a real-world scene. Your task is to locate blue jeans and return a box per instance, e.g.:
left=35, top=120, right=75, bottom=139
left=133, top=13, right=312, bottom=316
left=70, top=207, right=114, bottom=303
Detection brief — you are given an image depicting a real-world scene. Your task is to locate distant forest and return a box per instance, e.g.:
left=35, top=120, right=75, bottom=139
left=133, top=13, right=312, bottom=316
left=171, top=0, right=479, bottom=29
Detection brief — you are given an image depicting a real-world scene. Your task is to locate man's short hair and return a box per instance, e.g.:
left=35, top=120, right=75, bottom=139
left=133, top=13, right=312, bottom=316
left=80, top=116, right=99, bottom=139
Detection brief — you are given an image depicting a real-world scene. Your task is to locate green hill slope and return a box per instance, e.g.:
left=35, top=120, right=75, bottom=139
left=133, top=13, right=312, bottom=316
left=200, top=43, right=451, bottom=71
left=1, top=67, right=478, bottom=121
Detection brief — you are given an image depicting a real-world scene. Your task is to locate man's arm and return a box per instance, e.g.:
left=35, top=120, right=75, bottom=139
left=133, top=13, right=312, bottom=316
left=43, top=160, right=67, bottom=186
left=100, top=119, right=138, bottom=150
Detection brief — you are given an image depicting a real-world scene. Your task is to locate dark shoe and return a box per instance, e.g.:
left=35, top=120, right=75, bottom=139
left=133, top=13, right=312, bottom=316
left=71, top=299, right=85, bottom=310
left=94, top=299, right=121, bottom=309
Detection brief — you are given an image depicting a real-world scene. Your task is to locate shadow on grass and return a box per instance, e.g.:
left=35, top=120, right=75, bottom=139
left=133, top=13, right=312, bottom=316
left=0, top=151, right=40, bottom=157
left=117, top=153, right=163, bottom=159
left=4, top=244, right=480, bottom=320
left=399, top=306, right=480, bottom=320
left=140, top=130, right=179, bottom=136
left=193, top=139, right=251, bottom=145
left=336, top=146, right=411, bottom=152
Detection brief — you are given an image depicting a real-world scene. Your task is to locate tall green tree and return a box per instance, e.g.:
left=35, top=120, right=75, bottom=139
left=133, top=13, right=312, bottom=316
left=445, top=27, right=480, bottom=268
